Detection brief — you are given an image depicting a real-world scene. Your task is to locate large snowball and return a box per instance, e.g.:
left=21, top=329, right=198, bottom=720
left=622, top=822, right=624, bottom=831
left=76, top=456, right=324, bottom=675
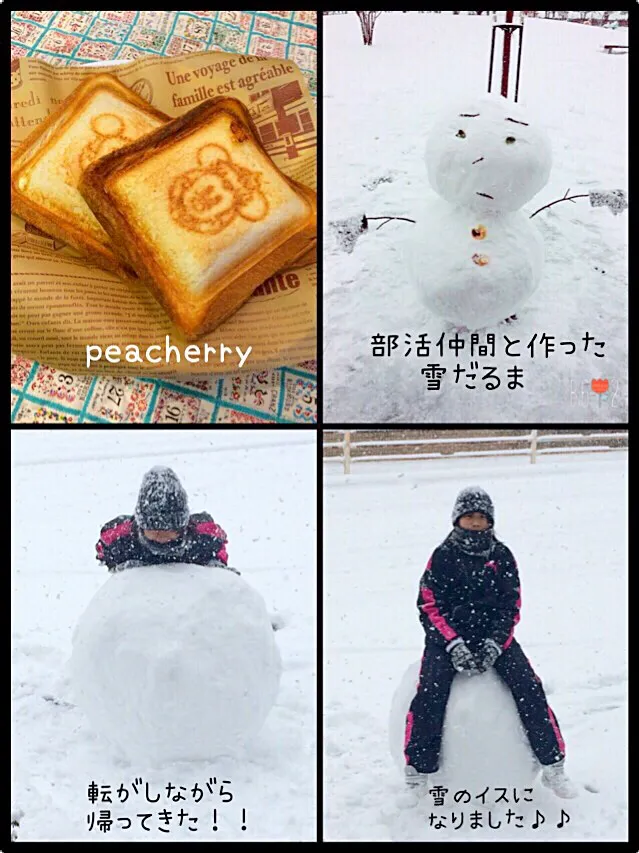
left=71, top=565, right=281, bottom=765
left=390, top=658, right=539, bottom=793
left=425, top=94, right=552, bottom=213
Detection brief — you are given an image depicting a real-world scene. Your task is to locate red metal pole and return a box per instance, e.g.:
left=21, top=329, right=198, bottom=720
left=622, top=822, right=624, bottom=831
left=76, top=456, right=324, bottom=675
left=501, top=10, right=514, bottom=97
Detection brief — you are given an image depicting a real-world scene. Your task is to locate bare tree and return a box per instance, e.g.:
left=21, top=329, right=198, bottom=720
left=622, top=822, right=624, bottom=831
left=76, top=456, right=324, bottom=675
left=356, top=11, right=383, bottom=45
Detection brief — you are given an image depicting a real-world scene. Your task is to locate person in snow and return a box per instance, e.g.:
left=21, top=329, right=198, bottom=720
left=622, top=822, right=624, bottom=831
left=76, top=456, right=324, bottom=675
left=403, top=486, right=578, bottom=799
left=96, top=466, right=237, bottom=574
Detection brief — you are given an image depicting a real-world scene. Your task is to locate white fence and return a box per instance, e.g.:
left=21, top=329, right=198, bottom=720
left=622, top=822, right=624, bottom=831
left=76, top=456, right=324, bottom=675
left=323, top=430, right=628, bottom=474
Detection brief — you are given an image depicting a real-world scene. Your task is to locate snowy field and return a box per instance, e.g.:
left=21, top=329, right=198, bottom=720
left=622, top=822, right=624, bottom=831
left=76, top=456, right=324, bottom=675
left=12, top=430, right=316, bottom=842
left=323, top=450, right=628, bottom=841
left=324, top=13, right=628, bottom=422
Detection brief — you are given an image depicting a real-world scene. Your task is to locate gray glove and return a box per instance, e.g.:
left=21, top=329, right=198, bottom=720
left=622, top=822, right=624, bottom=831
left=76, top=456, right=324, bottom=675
left=446, top=637, right=481, bottom=676
left=479, top=638, right=502, bottom=671
left=207, top=558, right=240, bottom=575
left=108, top=559, right=146, bottom=573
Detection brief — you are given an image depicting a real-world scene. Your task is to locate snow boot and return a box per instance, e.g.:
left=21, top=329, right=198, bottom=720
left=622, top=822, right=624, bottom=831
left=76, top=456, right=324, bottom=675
left=404, top=765, right=430, bottom=788
left=541, top=758, right=579, bottom=799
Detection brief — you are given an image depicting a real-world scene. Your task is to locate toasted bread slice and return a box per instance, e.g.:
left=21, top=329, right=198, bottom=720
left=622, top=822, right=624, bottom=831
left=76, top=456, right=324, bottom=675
left=11, top=73, right=170, bottom=276
left=79, top=97, right=317, bottom=338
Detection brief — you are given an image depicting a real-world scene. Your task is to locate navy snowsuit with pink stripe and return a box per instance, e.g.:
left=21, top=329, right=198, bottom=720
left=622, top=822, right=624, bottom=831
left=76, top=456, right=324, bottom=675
left=96, top=513, right=229, bottom=572
left=404, top=533, right=565, bottom=774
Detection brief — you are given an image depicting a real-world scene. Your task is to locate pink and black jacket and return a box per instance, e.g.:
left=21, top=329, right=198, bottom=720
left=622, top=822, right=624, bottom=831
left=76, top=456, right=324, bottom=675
left=96, top=512, right=230, bottom=573
left=417, top=536, right=521, bottom=652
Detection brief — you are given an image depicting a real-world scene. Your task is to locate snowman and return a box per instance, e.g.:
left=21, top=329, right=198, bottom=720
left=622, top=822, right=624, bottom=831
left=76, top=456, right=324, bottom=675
left=413, top=93, right=552, bottom=329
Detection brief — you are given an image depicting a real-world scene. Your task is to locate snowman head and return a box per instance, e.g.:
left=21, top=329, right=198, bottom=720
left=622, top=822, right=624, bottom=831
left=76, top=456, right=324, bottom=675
left=425, top=94, right=552, bottom=213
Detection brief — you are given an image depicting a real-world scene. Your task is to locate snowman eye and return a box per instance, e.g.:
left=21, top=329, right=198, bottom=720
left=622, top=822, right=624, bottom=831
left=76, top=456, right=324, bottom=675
left=505, top=136, right=516, bottom=145
left=456, top=129, right=466, bottom=139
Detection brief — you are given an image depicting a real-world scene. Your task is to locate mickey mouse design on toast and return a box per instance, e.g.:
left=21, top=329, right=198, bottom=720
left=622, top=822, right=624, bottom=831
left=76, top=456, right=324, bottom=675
left=63, top=113, right=135, bottom=187
left=80, top=114, right=135, bottom=170
left=168, top=142, right=269, bottom=235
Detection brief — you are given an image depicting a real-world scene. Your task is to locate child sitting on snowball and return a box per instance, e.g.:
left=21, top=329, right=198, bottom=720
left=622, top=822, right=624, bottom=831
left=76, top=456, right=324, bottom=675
left=96, top=466, right=238, bottom=574
left=403, top=486, right=578, bottom=799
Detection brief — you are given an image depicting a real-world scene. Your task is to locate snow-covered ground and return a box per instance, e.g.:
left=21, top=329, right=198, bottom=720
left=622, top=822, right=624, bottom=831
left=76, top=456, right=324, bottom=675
left=323, top=450, right=628, bottom=841
left=12, top=430, right=316, bottom=842
left=324, top=13, right=628, bottom=422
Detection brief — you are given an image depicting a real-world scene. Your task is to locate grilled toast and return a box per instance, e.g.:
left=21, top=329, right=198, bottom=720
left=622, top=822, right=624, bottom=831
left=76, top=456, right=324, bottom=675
left=79, top=97, right=317, bottom=338
left=11, top=73, right=170, bottom=276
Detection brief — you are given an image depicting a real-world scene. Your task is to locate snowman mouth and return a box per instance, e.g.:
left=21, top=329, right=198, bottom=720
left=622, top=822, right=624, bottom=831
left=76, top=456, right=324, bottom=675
left=476, top=192, right=494, bottom=199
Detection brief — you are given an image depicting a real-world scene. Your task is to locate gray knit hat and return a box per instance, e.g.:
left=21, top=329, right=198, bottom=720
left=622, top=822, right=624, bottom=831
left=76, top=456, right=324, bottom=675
left=135, top=466, right=190, bottom=531
left=452, top=486, right=494, bottom=527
